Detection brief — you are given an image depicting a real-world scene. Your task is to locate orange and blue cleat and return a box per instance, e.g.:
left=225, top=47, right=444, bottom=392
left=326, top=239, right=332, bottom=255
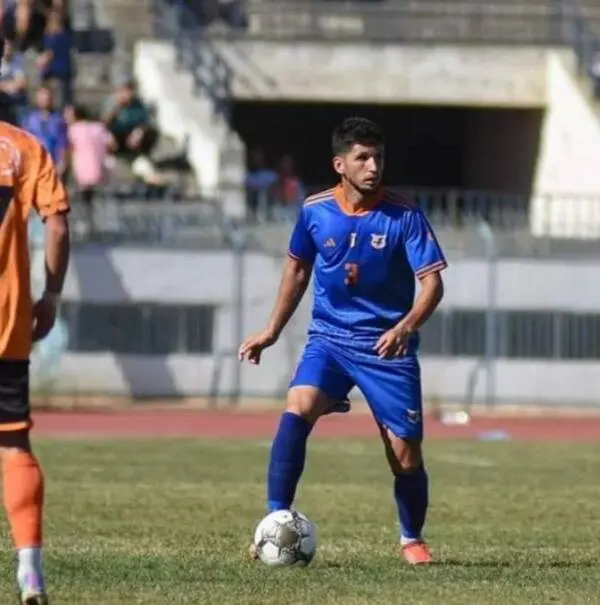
left=401, top=540, right=432, bottom=565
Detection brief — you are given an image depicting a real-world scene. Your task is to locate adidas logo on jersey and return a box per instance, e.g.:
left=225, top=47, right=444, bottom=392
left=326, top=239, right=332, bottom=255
left=324, top=238, right=336, bottom=248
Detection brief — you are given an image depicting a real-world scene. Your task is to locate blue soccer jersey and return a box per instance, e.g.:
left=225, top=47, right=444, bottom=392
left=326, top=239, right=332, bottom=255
left=288, top=185, right=448, bottom=355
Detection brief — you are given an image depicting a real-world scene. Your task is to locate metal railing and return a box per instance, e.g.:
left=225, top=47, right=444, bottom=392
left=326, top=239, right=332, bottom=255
left=221, top=0, right=572, bottom=45
left=153, top=0, right=233, bottom=120
left=58, top=188, right=600, bottom=259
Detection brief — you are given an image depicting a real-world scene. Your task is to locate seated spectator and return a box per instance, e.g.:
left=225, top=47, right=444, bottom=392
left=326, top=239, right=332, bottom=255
left=245, top=148, right=277, bottom=219
left=102, top=78, right=158, bottom=161
left=0, top=39, right=28, bottom=125
left=21, top=84, right=68, bottom=177
left=36, top=8, right=74, bottom=109
left=67, top=104, right=115, bottom=231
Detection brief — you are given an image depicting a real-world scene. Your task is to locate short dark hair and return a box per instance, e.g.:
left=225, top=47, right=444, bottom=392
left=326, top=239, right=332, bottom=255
left=72, top=104, right=92, bottom=121
left=332, top=117, right=384, bottom=156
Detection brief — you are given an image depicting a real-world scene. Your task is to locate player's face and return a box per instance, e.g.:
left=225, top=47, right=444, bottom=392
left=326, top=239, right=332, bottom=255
left=334, top=143, right=384, bottom=194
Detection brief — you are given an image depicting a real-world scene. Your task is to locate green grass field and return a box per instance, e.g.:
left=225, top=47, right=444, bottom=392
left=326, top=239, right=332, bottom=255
left=4, top=438, right=600, bottom=604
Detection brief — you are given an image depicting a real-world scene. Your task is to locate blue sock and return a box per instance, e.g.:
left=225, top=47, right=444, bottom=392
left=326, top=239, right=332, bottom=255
left=267, top=412, right=313, bottom=512
left=394, top=466, right=429, bottom=540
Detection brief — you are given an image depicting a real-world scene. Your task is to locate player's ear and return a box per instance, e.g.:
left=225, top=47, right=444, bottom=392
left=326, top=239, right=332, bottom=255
left=332, top=155, right=344, bottom=177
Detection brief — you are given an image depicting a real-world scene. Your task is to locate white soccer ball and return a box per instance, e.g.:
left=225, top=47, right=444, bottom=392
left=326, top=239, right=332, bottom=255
left=253, top=509, right=317, bottom=567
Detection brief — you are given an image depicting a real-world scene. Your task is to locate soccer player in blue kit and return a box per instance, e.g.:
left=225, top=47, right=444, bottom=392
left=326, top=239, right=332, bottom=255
left=239, top=117, right=447, bottom=564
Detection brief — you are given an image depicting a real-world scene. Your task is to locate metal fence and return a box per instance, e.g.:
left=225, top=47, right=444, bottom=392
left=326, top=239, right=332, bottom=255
left=220, top=0, right=585, bottom=45
left=65, top=189, right=600, bottom=256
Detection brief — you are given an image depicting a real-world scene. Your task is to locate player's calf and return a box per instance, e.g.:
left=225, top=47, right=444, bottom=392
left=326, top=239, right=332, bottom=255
left=378, top=426, right=431, bottom=563
left=266, top=388, right=334, bottom=513
left=0, top=431, right=47, bottom=600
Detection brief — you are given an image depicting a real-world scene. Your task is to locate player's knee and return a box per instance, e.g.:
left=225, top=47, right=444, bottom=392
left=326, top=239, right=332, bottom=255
left=286, top=387, right=330, bottom=424
left=386, top=435, right=423, bottom=474
left=393, top=456, right=422, bottom=474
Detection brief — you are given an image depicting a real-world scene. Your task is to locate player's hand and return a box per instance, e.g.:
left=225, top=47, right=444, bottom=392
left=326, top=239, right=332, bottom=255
left=32, top=293, right=59, bottom=342
left=374, top=325, right=412, bottom=359
left=238, top=329, right=278, bottom=365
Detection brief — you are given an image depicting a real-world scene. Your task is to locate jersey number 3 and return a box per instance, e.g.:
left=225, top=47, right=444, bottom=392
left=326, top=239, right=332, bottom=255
left=344, top=263, right=359, bottom=286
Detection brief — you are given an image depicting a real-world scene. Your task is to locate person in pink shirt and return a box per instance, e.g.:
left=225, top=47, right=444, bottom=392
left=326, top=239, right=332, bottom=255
left=66, top=104, right=115, bottom=232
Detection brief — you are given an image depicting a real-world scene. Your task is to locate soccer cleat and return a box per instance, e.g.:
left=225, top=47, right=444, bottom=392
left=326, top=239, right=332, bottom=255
left=323, top=399, right=351, bottom=415
left=401, top=540, right=432, bottom=565
left=20, top=590, right=48, bottom=605
left=248, top=542, right=259, bottom=561
left=18, top=571, right=48, bottom=604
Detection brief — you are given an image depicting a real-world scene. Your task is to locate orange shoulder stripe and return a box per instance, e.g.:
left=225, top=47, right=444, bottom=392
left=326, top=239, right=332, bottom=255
left=304, top=187, right=335, bottom=206
left=384, top=189, right=417, bottom=209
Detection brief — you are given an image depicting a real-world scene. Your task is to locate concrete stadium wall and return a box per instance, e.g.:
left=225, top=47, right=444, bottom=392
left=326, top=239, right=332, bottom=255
left=531, top=51, right=600, bottom=238
left=34, top=246, right=600, bottom=407
left=135, top=40, right=600, bottom=238
left=209, top=41, right=547, bottom=107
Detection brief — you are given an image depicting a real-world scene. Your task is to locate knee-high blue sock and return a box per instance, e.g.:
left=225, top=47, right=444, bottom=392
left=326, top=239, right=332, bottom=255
left=394, top=466, right=429, bottom=540
left=267, top=412, right=313, bottom=512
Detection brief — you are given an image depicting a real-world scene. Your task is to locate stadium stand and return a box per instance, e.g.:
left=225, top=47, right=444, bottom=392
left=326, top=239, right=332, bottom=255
left=129, top=0, right=600, bottom=259
left=0, top=0, right=204, bottom=246
left=6, top=0, right=598, bottom=252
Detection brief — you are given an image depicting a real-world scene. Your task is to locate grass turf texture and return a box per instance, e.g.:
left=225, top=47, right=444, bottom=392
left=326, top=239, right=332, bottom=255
left=2, top=439, right=599, bottom=604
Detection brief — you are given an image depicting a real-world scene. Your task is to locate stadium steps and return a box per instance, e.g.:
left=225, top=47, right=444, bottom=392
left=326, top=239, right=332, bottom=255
left=93, top=0, right=154, bottom=54
left=22, top=48, right=197, bottom=195
left=134, top=41, right=246, bottom=215
left=22, top=51, right=113, bottom=112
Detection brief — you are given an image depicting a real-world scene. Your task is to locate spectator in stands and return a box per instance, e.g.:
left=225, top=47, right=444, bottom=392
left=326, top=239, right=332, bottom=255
left=67, top=104, right=115, bottom=231
left=272, top=154, right=305, bottom=217
left=21, top=84, right=68, bottom=176
left=245, top=148, right=277, bottom=219
left=102, top=78, right=158, bottom=162
left=0, top=39, right=28, bottom=125
left=50, top=0, right=71, bottom=29
left=36, top=8, right=74, bottom=108
left=1, top=0, right=53, bottom=52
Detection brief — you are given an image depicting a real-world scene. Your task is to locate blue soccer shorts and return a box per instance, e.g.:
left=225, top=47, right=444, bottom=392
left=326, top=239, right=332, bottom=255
left=289, top=336, right=423, bottom=439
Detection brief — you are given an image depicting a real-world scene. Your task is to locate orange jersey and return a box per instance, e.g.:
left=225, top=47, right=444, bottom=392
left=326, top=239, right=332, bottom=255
left=0, top=121, right=69, bottom=360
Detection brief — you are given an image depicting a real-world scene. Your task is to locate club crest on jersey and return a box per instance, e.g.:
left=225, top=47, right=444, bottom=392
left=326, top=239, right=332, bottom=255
left=0, top=137, right=21, bottom=177
left=406, top=409, right=421, bottom=424
left=370, top=234, right=387, bottom=250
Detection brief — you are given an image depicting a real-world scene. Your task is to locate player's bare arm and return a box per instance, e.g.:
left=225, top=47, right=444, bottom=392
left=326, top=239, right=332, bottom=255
left=239, top=255, right=312, bottom=365
left=32, top=212, right=70, bottom=342
left=374, top=271, right=444, bottom=359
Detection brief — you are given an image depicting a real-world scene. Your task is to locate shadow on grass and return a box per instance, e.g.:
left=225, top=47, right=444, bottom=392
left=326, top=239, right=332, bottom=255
left=437, top=559, right=598, bottom=569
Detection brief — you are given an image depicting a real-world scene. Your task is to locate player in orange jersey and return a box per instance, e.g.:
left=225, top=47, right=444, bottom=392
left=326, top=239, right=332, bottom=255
left=0, top=37, right=70, bottom=605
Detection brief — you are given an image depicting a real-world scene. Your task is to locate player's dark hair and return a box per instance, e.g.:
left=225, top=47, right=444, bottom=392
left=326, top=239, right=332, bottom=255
left=331, top=117, right=384, bottom=156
